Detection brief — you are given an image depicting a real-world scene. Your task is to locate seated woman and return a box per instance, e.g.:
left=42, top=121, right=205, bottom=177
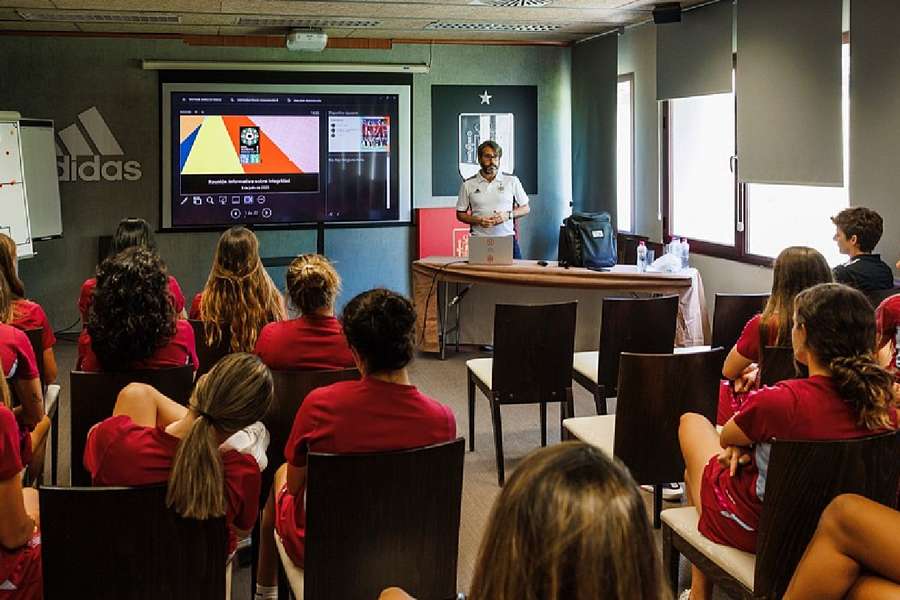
left=784, top=494, right=900, bottom=600
left=84, top=352, right=273, bottom=557
left=0, top=377, right=41, bottom=600
left=79, top=217, right=186, bottom=322
left=190, top=226, right=284, bottom=353
left=679, top=283, right=898, bottom=600
left=255, top=254, right=354, bottom=370
left=254, top=289, right=456, bottom=600
left=875, top=292, right=900, bottom=380
left=718, top=246, right=832, bottom=423
left=380, top=442, right=670, bottom=600
left=0, top=233, right=56, bottom=384
left=78, top=248, right=197, bottom=372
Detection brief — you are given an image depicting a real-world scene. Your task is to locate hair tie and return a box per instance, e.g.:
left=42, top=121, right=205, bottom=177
left=192, top=405, right=216, bottom=425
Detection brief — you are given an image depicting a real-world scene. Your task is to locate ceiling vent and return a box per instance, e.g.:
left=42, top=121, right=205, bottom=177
left=470, top=0, right=554, bottom=7
left=17, top=10, right=181, bottom=24
left=426, top=21, right=561, bottom=32
left=237, top=17, right=382, bottom=28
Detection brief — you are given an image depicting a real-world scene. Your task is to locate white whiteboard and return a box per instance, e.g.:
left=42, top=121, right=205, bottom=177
left=0, top=120, right=33, bottom=258
left=20, top=120, right=62, bottom=240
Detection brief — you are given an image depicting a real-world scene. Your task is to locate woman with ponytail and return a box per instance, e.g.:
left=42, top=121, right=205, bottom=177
left=678, top=283, right=898, bottom=600
left=255, top=254, right=354, bottom=370
left=191, top=226, right=285, bottom=352
left=84, top=353, right=274, bottom=555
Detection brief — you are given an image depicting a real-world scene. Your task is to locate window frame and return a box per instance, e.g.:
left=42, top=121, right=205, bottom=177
left=617, top=73, right=636, bottom=233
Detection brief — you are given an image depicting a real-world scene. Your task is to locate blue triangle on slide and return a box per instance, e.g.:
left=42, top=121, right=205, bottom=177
left=179, top=125, right=201, bottom=171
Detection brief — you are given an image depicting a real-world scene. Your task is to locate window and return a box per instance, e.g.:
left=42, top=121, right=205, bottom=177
left=664, top=43, right=849, bottom=265
left=617, top=74, right=634, bottom=232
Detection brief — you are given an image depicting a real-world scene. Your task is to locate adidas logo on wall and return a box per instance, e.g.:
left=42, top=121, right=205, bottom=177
left=56, top=106, right=142, bottom=182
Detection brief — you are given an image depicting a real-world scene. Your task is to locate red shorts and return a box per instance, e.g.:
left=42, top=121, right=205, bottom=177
left=697, top=457, right=758, bottom=553
left=274, top=484, right=306, bottom=568
left=0, top=530, right=42, bottom=600
left=717, top=380, right=750, bottom=426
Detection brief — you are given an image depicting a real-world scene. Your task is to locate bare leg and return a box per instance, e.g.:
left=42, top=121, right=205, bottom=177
left=678, top=413, right=722, bottom=600
left=784, top=494, right=900, bottom=600
left=256, top=463, right=288, bottom=587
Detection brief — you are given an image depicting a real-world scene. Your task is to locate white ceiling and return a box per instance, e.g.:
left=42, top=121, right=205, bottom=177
left=0, top=0, right=710, bottom=44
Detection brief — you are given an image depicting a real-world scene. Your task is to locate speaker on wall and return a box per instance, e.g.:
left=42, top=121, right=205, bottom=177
left=653, top=2, right=682, bottom=24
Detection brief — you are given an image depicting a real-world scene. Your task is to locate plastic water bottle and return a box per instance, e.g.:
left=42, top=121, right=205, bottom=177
left=668, top=236, right=680, bottom=259
left=680, top=237, right=690, bottom=269
left=636, top=240, right=647, bottom=272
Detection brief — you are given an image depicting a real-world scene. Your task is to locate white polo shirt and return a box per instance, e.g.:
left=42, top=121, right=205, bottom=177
left=456, top=171, right=529, bottom=237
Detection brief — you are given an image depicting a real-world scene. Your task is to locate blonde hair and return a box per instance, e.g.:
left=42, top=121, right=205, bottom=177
left=469, top=442, right=671, bottom=600
left=166, top=353, right=273, bottom=519
left=199, top=227, right=285, bottom=352
left=286, top=254, right=341, bottom=315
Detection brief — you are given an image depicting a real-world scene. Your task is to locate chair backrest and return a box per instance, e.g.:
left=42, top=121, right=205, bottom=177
left=189, top=319, right=232, bottom=377
left=616, top=232, right=649, bottom=265
left=492, top=302, right=576, bottom=404
left=304, top=438, right=465, bottom=600
left=758, top=345, right=808, bottom=386
left=865, top=286, right=900, bottom=310
left=710, top=293, right=770, bottom=351
left=23, top=328, right=45, bottom=387
left=260, top=367, right=360, bottom=503
left=597, top=295, right=679, bottom=396
left=69, top=366, right=195, bottom=486
left=40, top=485, right=227, bottom=599
left=613, top=348, right=725, bottom=484
left=755, top=431, right=900, bottom=599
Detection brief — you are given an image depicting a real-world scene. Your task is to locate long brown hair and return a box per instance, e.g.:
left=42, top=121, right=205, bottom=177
left=761, top=246, right=833, bottom=346
left=469, top=442, right=671, bottom=600
left=199, top=227, right=285, bottom=352
left=794, top=283, right=897, bottom=431
left=286, top=254, right=341, bottom=315
left=166, top=353, right=273, bottom=519
left=0, top=234, right=25, bottom=325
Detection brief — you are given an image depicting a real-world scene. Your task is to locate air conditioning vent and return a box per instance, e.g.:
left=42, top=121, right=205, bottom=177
left=471, top=0, right=554, bottom=7
left=17, top=10, right=181, bottom=23
left=237, top=17, right=382, bottom=28
left=426, top=21, right=561, bottom=32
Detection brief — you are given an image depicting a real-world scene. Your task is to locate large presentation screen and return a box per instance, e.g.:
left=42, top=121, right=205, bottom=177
left=161, top=83, right=411, bottom=229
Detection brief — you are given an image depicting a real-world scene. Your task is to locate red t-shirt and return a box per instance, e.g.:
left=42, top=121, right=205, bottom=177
left=79, top=275, right=185, bottom=323
left=275, top=377, right=457, bottom=566
left=734, top=314, right=780, bottom=363
left=10, top=299, right=55, bottom=351
left=189, top=292, right=202, bottom=320
left=699, top=375, right=898, bottom=553
left=84, top=414, right=261, bottom=554
left=77, top=319, right=198, bottom=372
left=255, top=316, right=355, bottom=371
left=0, top=323, right=39, bottom=381
left=0, top=405, right=42, bottom=599
left=876, top=295, right=900, bottom=376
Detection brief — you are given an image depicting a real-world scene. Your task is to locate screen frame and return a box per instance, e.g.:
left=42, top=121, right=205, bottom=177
left=160, top=80, right=412, bottom=231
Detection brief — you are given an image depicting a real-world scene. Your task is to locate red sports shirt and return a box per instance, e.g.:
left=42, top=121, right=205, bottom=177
left=84, top=414, right=261, bottom=554
left=876, top=295, right=900, bottom=377
left=275, top=377, right=456, bottom=566
left=255, top=315, right=355, bottom=371
left=0, top=323, right=39, bottom=381
left=79, top=275, right=186, bottom=323
left=77, top=319, right=198, bottom=372
left=189, top=292, right=202, bottom=320
left=10, top=299, right=55, bottom=350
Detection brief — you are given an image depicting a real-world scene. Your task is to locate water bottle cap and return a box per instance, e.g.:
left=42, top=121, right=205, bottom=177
left=638, top=240, right=645, bottom=245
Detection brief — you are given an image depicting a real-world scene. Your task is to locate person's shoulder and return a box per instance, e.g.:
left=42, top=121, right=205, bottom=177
left=175, top=319, right=193, bottom=337
left=81, top=277, right=97, bottom=291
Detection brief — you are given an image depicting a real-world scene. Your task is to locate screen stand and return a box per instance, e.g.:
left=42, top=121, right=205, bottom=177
left=316, top=221, right=325, bottom=255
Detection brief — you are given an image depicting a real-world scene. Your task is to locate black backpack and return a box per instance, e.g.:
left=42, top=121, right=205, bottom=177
left=558, top=212, right=617, bottom=268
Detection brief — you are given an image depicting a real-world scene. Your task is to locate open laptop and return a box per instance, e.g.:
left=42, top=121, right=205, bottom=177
left=468, top=235, right=514, bottom=265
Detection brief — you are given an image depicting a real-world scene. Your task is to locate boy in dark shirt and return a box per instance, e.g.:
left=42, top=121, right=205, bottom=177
left=831, top=207, right=895, bottom=292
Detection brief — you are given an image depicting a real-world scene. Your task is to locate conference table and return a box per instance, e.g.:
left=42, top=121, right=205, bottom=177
left=412, top=257, right=709, bottom=358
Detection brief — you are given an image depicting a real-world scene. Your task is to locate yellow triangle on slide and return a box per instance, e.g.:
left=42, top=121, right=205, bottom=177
left=182, top=116, right=243, bottom=175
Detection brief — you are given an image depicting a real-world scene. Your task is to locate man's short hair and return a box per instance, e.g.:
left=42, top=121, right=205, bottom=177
left=477, top=140, right=502, bottom=159
left=831, top=207, right=884, bottom=252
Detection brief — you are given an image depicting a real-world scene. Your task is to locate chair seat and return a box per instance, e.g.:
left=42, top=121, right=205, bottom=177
left=661, top=507, right=756, bottom=590
left=674, top=345, right=712, bottom=354
left=274, top=533, right=305, bottom=598
left=561, top=415, right=615, bottom=456
left=572, top=351, right=598, bottom=383
left=466, top=357, right=493, bottom=390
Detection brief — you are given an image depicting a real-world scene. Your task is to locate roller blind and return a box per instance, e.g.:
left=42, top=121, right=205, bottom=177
left=657, top=0, right=733, bottom=100
left=736, top=0, right=842, bottom=186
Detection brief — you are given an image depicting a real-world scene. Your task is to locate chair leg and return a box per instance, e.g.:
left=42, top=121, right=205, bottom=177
left=662, top=524, right=679, bottom=594
left=653, top=484, right=662, bottom=529
left=467, top=371, right=476, bottom=452
left=51, top=409, right=58, bottom=485
left=561, top=388, right=574, bottom=440
left=594, top=384, right=608, bottom=415
left=490, top=397, right=505, bottom=486
left=539, top=401, right=547, bottom=447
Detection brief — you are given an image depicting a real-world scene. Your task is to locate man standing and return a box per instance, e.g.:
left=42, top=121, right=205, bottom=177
left=831, top=207, right=894, bottom=292
left=456, top=141, right=530, bottom=259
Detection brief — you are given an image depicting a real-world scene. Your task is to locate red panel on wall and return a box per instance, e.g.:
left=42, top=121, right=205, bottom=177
left=416, top=207, right=470, bottom=259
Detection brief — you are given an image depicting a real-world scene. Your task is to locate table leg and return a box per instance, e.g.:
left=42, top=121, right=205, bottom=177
left=440, top=280, right=448, bottom=360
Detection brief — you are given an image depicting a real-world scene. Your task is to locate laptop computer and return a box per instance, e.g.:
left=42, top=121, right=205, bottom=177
left=468, top=235, right=514, bottom=265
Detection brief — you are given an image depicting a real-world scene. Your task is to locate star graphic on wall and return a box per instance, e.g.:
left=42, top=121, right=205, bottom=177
left=479, top=90, right=492, bottom=105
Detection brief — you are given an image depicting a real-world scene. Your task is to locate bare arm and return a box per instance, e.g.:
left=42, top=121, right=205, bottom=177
left=720, top=417, right=753, bottom=448
left=113, top=383, right=187, bottom=428
left=0, top=474, right=36, bottom=550
left=722, top=345, right=754, bottom=380
left=42, top=347, right=58, bottom=385
left=286, top=463, right=307, bottom=496
left=14, top=377, right=43, bottom=426
left=456, top=210, right=498, bottom=228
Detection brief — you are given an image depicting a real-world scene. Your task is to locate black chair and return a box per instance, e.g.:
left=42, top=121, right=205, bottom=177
left=189, top=319, right=233, bottom=377
left=617, top=232, right=649, bottom=265
left=274, top=439, right=466, bottom=600
left=23, top=328, right=46, bottom=387
left=866, top=286, right=900, bottom=310
left=466, top=302, right=577, bottom=485
left=710, top=293, right=770, bottom=352
left=41, top=485, right=228, bottom=599
left=572, top=295, right=679, bottom=415
left=68, top=366, right=195, bottom=486
left=662, top=430, right=900, bottom=600
left=565, top=348, right=724, bottom=527
left=758, top=345, right=808, bottom=386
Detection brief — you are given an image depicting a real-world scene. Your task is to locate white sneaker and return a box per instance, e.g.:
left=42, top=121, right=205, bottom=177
left=221, top=421, right=270, bottom=471
left=640, top=483, right=684, bottom=502
left=678, top=589, right=691, bottom=600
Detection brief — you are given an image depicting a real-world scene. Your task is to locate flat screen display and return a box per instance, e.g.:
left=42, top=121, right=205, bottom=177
left=161, top=83, right=411, bottom=228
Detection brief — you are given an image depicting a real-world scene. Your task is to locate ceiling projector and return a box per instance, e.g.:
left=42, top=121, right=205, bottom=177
left=286, top=29, right=328, bottom=52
